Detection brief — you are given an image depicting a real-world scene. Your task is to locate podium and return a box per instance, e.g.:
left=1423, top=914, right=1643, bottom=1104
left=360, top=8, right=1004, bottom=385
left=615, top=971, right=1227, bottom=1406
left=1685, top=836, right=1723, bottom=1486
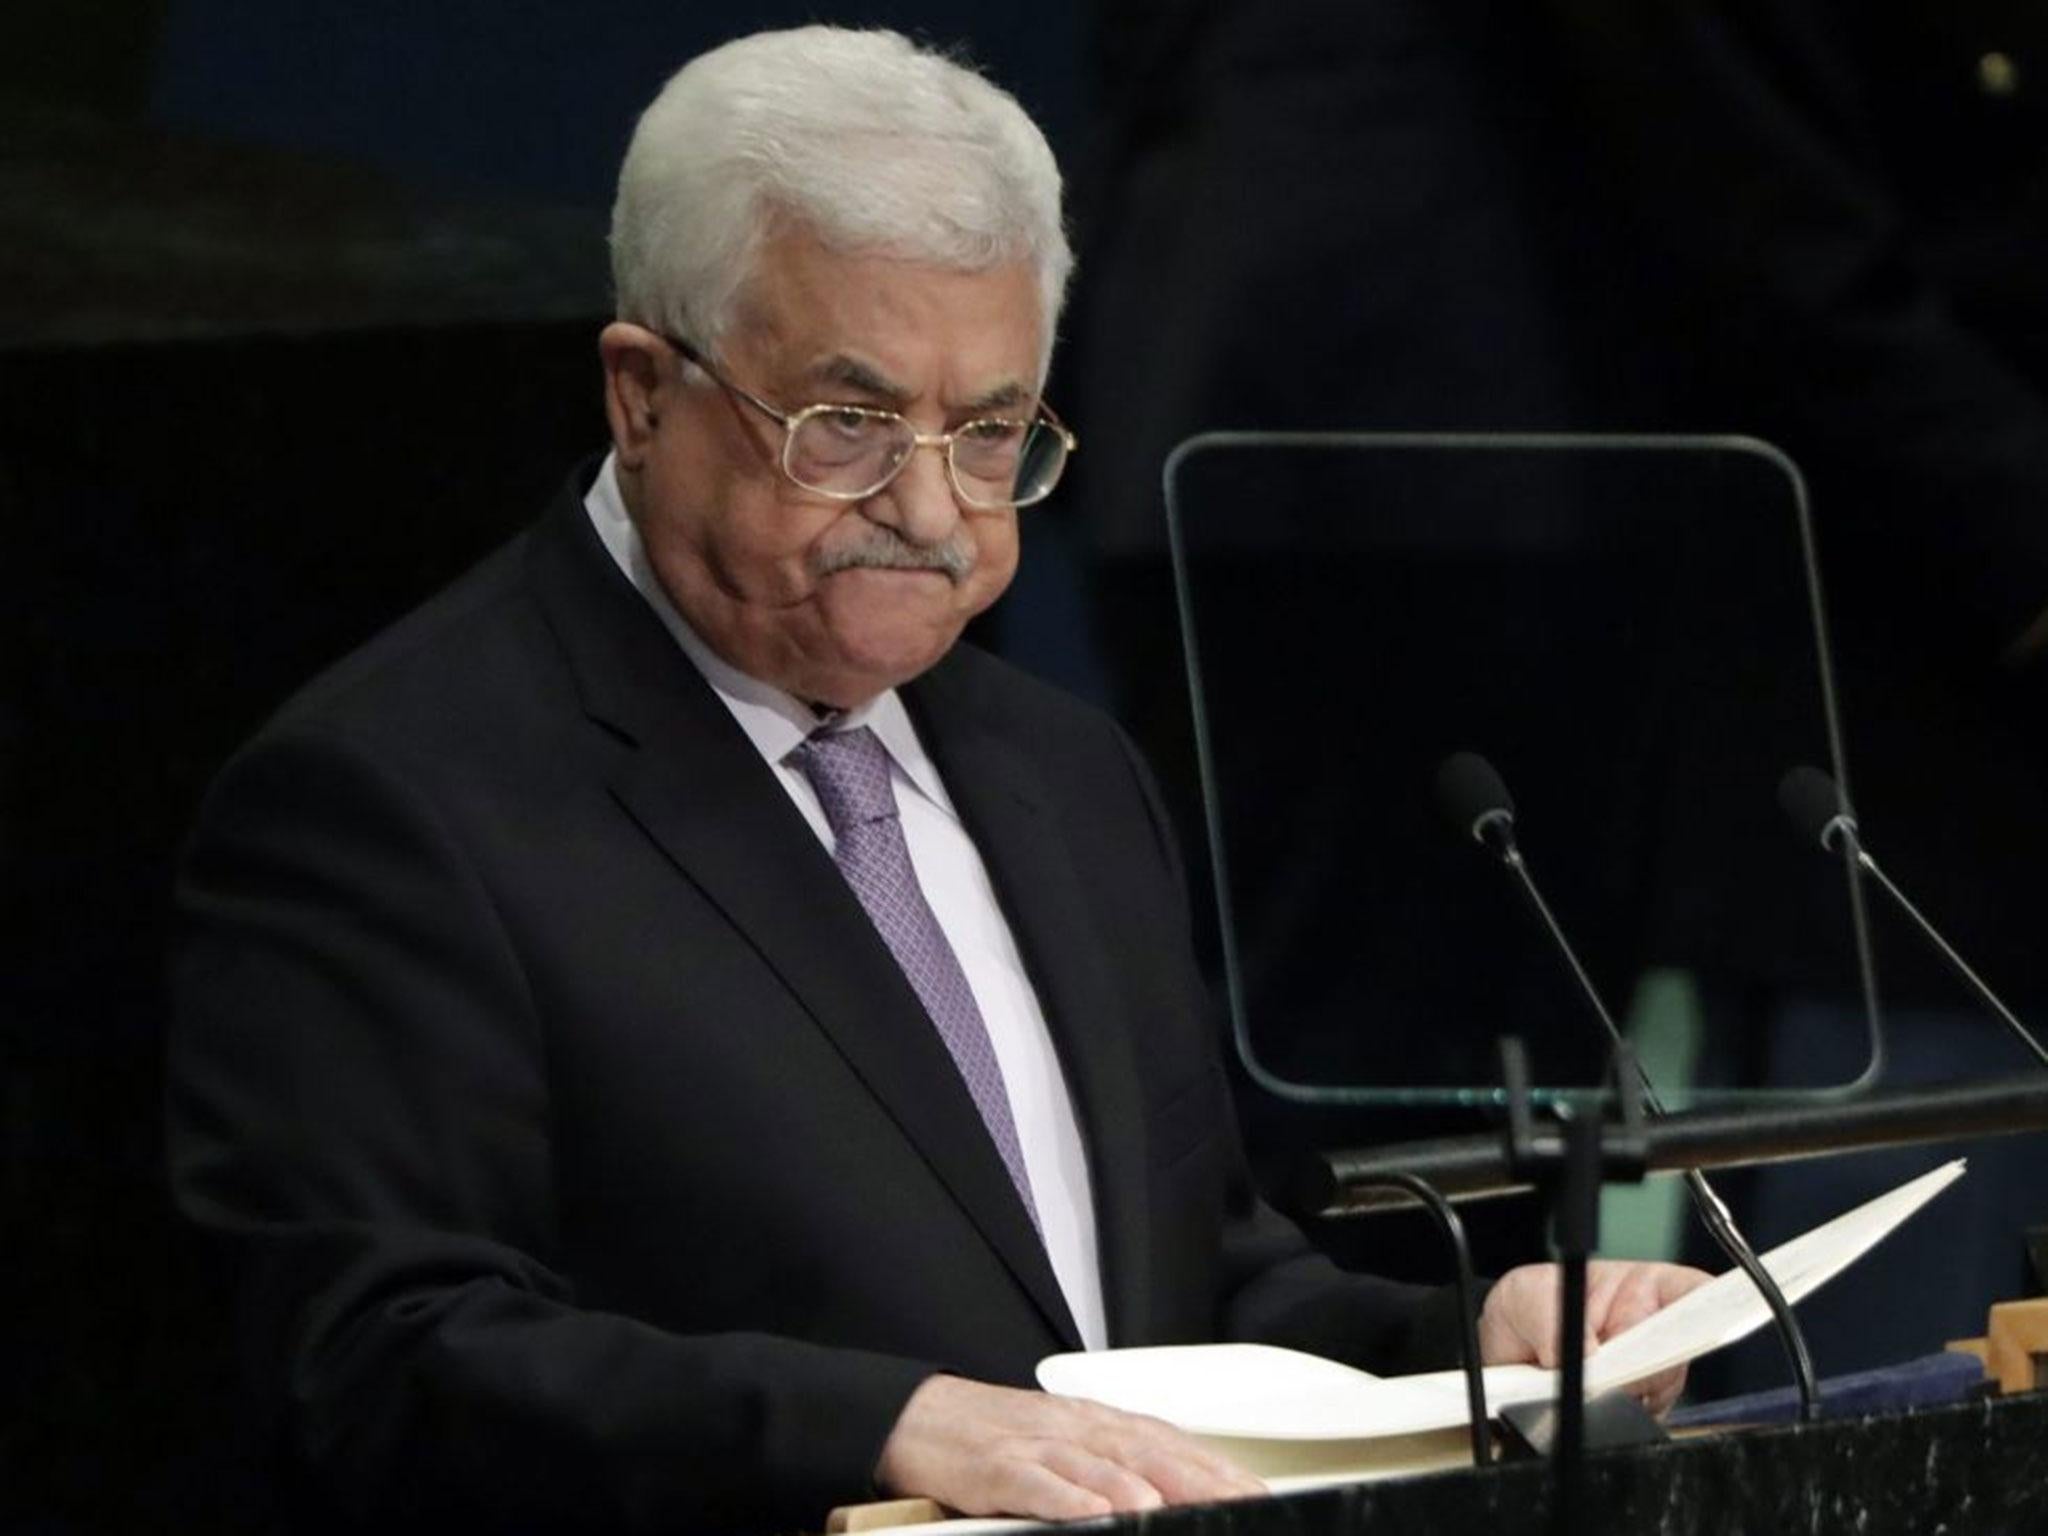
left=1095, top=1391, right=2048, bottom=1536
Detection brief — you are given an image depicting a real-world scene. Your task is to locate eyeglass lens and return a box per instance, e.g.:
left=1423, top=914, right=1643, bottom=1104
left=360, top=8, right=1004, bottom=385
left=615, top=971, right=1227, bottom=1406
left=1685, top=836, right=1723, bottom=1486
left=785, top=410, right=1067, bottom=507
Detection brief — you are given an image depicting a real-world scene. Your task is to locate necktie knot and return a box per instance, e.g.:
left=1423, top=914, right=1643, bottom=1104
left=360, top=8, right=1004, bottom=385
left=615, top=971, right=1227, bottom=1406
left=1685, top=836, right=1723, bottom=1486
left=789, top=726, right=898, bottom=835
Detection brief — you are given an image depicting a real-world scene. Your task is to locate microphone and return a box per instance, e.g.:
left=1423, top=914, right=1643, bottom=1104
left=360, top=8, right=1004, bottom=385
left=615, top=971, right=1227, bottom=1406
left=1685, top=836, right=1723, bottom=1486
left=1434, top=752, right=1624, bottom=1054
left=1777, top=765, right=2048, bottom=1071
left=1439, top=751, right=1822, bottom=1420
left=1777, top=763, right=1860, bottom=854
left=1437, top=750, right=1517, bottom=858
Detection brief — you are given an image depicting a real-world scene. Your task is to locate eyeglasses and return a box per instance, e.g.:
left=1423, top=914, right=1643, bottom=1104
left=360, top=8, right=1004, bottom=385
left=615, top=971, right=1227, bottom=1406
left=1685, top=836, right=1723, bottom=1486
left=665, top=334, right=1077, bottom=509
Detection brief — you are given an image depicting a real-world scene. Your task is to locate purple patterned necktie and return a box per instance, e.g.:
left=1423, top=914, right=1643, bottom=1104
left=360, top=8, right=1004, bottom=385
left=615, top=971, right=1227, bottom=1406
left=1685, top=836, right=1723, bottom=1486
left=789, top=726, right=1043, bottom=1235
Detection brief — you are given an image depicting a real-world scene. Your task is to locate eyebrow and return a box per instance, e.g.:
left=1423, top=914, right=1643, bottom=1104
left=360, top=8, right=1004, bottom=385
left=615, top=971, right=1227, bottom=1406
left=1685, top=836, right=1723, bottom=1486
left=961, top=379, right=1034, bottom=415
left=807, top=354, right=910, bottom=405
left=804, top=354, right=1036, bottom=417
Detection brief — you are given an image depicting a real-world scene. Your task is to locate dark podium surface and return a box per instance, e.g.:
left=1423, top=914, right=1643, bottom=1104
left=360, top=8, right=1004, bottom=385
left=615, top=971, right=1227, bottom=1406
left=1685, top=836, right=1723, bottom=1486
left=1122, top=1390, right=2048, bottom=1536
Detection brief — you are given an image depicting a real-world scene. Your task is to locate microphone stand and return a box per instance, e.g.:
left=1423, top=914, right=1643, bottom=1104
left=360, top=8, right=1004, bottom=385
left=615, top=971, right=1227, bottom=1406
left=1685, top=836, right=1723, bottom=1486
left=1496, top=1037, right=1652, bottom=1536
left=1489, top=813, right=1823, bottom=1421
left=1778, top=765, right=2048, bottom=1073
left=1844, top=840, right=2048, bottom=1071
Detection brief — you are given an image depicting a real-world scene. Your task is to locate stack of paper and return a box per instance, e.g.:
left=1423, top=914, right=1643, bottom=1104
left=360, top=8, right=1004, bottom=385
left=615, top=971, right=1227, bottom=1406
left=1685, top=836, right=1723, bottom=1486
left=1035, top=1159, right=1964, bottom=1488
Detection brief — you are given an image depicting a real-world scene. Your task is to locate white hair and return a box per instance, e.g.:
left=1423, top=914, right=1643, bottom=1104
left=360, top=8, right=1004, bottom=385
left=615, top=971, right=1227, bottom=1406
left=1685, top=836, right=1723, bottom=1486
left=610, top=27, right=1071, bottom=377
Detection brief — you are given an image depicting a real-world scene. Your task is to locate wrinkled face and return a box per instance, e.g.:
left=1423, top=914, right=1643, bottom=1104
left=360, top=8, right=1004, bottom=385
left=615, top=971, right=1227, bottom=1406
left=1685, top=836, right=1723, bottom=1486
left=601, top=226, right=1042, bottom=709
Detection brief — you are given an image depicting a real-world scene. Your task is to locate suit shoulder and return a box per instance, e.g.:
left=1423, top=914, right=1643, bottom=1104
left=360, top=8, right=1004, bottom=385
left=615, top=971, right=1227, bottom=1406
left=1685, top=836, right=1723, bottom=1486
left=936, top=642, right=1133, bottom=750
left=925, top=643, right=1173, bottom=846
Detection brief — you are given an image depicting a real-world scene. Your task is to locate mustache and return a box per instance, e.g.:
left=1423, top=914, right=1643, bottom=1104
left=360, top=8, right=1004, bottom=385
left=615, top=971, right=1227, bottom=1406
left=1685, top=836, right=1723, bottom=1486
left=810, top=527, right=975, bottom=583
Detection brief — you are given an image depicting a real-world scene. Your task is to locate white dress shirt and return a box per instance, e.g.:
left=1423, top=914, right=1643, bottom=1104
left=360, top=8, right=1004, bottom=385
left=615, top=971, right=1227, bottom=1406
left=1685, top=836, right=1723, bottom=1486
left=584, top=454, right=1107, bottom=1349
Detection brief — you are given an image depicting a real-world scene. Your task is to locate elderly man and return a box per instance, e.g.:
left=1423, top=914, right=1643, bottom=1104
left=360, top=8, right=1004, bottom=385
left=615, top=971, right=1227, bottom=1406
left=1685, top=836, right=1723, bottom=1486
left=168, top=27, right=1702, bottom=1534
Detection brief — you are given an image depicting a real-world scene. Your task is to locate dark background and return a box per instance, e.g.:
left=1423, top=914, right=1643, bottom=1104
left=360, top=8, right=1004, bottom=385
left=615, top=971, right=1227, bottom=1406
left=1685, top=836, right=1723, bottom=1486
left=8, top=2, right=2048, bottom=1529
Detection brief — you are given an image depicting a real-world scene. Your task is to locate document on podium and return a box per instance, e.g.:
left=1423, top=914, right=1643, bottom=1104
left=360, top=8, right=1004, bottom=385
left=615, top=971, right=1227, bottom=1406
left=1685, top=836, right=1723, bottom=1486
left=831, top=1160, right=1962, bottom=1533
left=1038, top=1160, right=1963, bottom=1475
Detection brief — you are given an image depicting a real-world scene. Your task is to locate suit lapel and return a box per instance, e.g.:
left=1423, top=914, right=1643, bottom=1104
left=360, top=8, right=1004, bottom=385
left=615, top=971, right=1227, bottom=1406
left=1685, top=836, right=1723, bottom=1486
left=907, top=658, right=1156, bottom=1348
left=524, top=481, right=1080, bottom=1349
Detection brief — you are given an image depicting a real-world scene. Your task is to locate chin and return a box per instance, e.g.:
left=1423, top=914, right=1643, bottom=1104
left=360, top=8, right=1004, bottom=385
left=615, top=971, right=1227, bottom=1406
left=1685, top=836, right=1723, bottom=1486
left=811, top=627, right=960, bottom=703
left=811, top=586, right=984, bottom=683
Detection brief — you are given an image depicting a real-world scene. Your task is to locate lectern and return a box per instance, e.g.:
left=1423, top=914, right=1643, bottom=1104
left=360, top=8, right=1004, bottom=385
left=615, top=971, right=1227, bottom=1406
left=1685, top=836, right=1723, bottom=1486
left=1093, top=1392, right=2048, bottom=1536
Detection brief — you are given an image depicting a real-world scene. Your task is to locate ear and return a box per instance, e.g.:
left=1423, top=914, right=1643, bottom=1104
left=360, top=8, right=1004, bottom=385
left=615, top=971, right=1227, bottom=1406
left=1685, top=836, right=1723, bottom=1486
left=598, top=322, right=671, bottom=469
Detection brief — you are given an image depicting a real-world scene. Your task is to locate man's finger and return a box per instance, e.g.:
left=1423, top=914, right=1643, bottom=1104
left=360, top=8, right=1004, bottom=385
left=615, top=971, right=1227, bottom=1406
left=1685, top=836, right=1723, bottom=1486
left=1127, top=1414, right=1268, bottom=1497
left=1036, top=1440, right=1166, bottom=1513
left=1065, top=1409, right=1265, bottom=1504
left=1656, top=1264, right=1714, bottom=1306
left=1623, top=1364, right=1687, bottom=1417
left=1580, top=1263, right=1631, bottom=1341
left=1116, top=1438, right=1267, bottom=1504
left=981, top=1451, right=1120, bottom=1522
left=1598, top=1265, right=1667, bottom=1340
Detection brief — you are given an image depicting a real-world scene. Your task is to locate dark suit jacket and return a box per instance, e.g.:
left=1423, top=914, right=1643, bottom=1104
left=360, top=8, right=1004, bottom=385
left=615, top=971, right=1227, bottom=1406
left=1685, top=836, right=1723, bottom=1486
left=167, top=470, right=1462, bottom=1534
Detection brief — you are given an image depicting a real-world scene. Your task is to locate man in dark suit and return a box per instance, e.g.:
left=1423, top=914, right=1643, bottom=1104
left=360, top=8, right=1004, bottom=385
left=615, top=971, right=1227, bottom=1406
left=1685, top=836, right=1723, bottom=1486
left=167, top=27, right=1701, bottom=1532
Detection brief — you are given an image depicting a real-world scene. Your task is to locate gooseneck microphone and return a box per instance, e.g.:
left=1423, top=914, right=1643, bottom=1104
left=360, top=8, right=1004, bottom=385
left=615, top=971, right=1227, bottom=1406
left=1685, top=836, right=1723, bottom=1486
left=1436, top=751, right=1822, bottom=1421
left=1439, top=750, right=1518, bottom=856
left=1776, top=765, right=1858, bottom=856
left=1435, top=753, right=1609, bottom=1034
left=1777, top=766, right=2048, bottom=1071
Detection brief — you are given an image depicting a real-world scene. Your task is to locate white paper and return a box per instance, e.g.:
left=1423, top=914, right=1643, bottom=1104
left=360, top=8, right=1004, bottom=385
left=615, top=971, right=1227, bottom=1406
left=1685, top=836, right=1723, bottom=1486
left=1038, top=1158, right=1965, bottom=1441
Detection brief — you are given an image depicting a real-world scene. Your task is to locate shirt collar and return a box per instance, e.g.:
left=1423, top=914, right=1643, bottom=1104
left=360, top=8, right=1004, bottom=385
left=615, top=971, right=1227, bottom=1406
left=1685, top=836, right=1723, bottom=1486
left=582, top=452, right=957, bottom=817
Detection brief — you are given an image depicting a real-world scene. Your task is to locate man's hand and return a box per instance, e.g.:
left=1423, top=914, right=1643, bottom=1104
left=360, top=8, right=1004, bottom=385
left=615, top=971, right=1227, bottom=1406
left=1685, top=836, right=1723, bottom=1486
left=874, top=1374, right=1267, bottom=1520
left=1477, top=1261, right=1711, bottom=1416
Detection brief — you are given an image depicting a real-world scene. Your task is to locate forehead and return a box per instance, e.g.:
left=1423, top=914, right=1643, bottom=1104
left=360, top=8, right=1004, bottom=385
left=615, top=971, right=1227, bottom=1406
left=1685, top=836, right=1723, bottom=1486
left=730, top=226, right=1045, bottom=401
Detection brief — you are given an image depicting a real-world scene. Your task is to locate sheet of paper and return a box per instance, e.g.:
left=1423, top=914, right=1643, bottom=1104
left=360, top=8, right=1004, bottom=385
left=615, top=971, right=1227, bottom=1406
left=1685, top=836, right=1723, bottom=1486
left=1578, top=1156, right=1965, bottom=1394
left=1037, top=1158, right=1964, bottom=1440
left=1198, top=1426, right=1477, bottom=1486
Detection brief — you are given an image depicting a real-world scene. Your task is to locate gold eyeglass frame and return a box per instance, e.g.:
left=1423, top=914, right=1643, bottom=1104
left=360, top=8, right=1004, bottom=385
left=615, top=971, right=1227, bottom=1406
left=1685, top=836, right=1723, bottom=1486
left=663, top=333, right=1078, bottom=509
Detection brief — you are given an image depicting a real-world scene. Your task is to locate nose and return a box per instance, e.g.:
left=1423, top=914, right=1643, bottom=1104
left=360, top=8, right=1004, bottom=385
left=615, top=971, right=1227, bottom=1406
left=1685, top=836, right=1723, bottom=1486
left=866, top=440, right=963, bottom=546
